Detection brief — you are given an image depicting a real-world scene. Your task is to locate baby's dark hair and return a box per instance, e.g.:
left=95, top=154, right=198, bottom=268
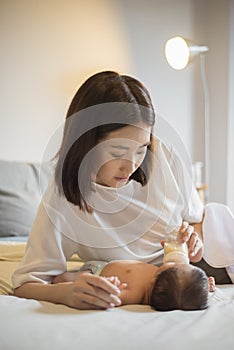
left=149, top=266, right=209, bottom=311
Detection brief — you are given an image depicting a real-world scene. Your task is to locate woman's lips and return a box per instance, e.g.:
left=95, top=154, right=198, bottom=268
left=114, top=177, right=129, bottom=182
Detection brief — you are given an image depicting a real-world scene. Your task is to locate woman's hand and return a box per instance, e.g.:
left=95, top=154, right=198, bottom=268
left=180, top=221, right=204, bottom=262
left=65, top=273, right=122, bottom=310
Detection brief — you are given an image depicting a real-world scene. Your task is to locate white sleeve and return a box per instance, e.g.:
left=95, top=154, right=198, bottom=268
left=12, top=201, right=79, bottom=289
left=160, top=142, right=204, bottom=223
left=170, top=146, right=204, bottom=223
left=203, top=203, right=234, bottom=268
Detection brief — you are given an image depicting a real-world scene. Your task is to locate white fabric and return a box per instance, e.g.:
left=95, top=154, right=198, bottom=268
left=79, top=260, right=108, bottom=275
left=1, top=285, right=234, bottom=350
left=203, top=202, right=234, bottom=281
left=12, top=142, right=204, bottom=288
left=3, top=240, right=234, bottom=350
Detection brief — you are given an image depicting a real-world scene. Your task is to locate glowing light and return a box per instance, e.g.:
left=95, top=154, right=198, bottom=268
left=165, top=37, right=190, bottom=70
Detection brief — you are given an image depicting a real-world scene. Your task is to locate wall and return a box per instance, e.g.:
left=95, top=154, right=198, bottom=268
left=0, top=0, right=133, bottom=161
left=198, top=0, right=230, bottom=205
left=227, top=0, right=234, bottom=212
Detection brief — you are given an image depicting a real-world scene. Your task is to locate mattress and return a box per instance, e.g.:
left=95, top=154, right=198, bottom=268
left=1, top=240, right=234, bottom=350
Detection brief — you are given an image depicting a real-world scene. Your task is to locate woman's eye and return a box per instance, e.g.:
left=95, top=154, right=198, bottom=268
left=136, top=149, right=147, bottom=156
left=110, top=153, right=125, bottom=158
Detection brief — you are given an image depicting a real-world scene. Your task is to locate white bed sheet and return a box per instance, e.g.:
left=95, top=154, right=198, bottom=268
left=1, top=241, right=234, bottom=350
left=0, top=286, right=234, bottom=350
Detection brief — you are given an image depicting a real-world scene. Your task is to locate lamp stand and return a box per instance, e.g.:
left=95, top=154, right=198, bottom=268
left=199, top=53, right=210, bottom=202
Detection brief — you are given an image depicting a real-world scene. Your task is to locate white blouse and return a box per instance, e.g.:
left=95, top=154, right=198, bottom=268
left=12, top=142, right=204, bottom=288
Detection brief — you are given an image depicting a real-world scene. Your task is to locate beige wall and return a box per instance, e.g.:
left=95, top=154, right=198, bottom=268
left=0, top=0, right=133, bottom=161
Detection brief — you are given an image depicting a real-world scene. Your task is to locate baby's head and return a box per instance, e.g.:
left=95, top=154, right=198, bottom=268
left=149, top=264, right=209, bottom=311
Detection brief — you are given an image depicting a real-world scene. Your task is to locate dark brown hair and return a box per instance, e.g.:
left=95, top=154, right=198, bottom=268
left=150, top=266, right=209, bottom=311
left=55, top=71, right=156, bottom=211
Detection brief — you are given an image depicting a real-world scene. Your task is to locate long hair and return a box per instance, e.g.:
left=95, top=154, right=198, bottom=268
left=150, top=266, right=209, bottom=311
left=54, top=71, right=156, bottom=212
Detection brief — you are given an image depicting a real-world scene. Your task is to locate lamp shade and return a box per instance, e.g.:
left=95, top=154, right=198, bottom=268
left=165, top=36, right=209, bottom=70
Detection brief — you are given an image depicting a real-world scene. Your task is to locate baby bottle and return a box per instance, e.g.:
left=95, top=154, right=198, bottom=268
left=163, top=229, right=189, bottom=264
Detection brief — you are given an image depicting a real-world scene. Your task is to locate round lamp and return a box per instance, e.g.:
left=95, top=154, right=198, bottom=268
left=165, top=36, right=209, bottom=70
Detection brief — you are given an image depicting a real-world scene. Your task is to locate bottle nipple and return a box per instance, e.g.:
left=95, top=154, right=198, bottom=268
left=163, top=251, right=189, bottom=264
left=163, top=229, right=189, bottom=264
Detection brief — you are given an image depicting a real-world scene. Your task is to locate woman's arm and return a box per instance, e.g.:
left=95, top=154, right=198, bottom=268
left=13, top=273, right=122, bottom=310
left=53, top=264, right=139, bottom=306
left=13, top=201, right=122, bottom=309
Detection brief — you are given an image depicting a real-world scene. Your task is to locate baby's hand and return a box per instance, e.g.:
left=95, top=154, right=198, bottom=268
left=105, top=276, right=127, bottom=290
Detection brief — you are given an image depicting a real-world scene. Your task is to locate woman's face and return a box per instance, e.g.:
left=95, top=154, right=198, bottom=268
left=94, top=124, right=151, bottom=188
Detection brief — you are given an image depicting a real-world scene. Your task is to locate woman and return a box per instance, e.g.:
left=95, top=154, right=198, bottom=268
left=12, top=71, right=218, bottom=310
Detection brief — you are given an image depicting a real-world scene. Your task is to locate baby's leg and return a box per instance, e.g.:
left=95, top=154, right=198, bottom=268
left=208, top=276, right=215, bottom=292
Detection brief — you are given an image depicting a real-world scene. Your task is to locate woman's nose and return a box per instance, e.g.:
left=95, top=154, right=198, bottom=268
left=119, top=159, right=137, bottom=174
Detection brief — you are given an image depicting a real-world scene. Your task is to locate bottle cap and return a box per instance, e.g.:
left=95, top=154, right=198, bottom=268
left=163, top=251, right=189, bottom=264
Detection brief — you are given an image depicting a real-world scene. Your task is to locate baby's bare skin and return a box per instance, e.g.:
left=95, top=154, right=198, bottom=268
left=100, top=260, right=157, bottom=305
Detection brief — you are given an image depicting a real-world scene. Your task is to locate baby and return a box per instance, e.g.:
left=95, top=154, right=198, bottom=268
left=54, top=260, right=215, bottom=311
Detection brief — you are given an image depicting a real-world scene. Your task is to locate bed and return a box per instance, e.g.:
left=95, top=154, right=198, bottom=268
left=0, top=160, right=234, bottom=350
